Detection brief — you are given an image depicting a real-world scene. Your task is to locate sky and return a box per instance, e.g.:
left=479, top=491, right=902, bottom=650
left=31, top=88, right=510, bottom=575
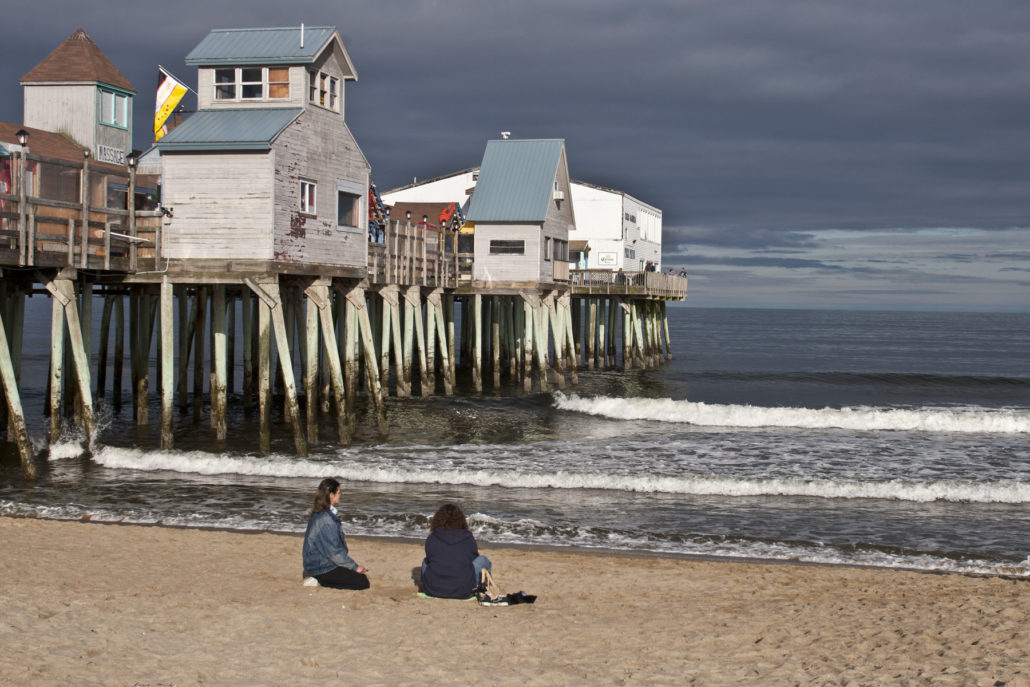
left=2, top=0, right=1028, bottom=311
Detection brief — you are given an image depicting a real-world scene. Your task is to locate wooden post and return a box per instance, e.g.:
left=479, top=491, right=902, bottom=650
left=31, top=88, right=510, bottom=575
left=428, top=291, right=452, bottom=395
left=560, top=295, right=578, bottom=386
left=445, top=295, right=456, bottom=389
left=226, top=291, right=236, bottom=395
left=405, top=287, right=429, bottom=396
left=426, top=289, right=438, bottom=394
left=177, top=287, right=193, bottom=409
left=471, top=294, right=482, bottom=391
left=379, top=287, right=393, bottom=394
left=587, top=298, right=597, bottom=370
left=113, top=294, right=124, bottom=407
left=662, top=301, right=672, bottom=360
left=0, top=307, right=35, bottom=478
left=211, top=285, right=227, bottom=440
left=17, top=148, right=28, bottom=266
left=492, top=297, right=501, bottom=388
left=48, top=285, right=65, bottom=442
left=80, top=154, right=90, bottom=268
left=160, top=279, right=174, bottom=449
left=47, top=278, right=95, bottom=440
left=546, top=295, right=565, bottom=390
left=305, top=283, right=349, bottom=444
left=96, top=296, right=113, bottom=398
left=241, top=289, right=254, bottom=408
left=257, top=291, right=271, bottom=454
left=193, top=287, right=206, bottom=403
left=304, top=284, right=319, bottom=447
left=522, top=296, right=534, bottom=393
left=345, top=286, right=387, bottom=435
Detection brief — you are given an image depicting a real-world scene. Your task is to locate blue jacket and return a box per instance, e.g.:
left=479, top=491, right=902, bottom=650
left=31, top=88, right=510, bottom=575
left=422, top=527, right=479, bottom=599
left=302, top=508, right=358, bottom=576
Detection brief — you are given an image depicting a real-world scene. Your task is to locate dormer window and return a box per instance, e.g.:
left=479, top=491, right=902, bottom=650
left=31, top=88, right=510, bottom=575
left=214, top=67, right=290, bottom=101
left=308, top=70, right=340, bottom=112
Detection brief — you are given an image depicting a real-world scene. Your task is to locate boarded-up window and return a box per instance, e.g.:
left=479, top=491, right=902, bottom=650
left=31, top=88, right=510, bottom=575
left=490, top=240, right=525, bottom=255
left=268, top=68, right=290, bottom=99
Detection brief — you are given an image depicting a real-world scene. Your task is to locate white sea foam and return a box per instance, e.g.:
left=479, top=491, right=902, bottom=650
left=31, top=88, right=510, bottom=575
left=47, top=440, right=86, bottom=462
left=89, top=445, right=1030, bottom=503
left=553, top=392, right=1030, bottom=433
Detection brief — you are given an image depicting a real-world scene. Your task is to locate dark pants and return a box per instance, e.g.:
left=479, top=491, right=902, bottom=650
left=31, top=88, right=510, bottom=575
left=314, top=566, right=370, bottom=590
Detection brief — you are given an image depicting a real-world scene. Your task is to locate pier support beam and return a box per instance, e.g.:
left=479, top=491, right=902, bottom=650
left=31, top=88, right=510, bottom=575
left=0, top=288, right=35, bottom=478
left=305, top=282, right=349, bottom=444
left=44, top=276, right=95, bottom=443
left=160, top=279, right=174, bottom=449
left=344, top=285, right=387, bottom=435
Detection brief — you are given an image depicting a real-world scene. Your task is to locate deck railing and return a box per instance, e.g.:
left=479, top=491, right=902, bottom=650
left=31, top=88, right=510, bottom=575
left=569, top=268, right=687, bottom=299
left=0, top=150, right=160, bottom=272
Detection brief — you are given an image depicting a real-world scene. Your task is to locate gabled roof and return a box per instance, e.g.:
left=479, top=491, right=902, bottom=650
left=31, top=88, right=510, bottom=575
left=20, top=29, right=134, bottom=92
left=185, top=26, right=357, bottom=78
left=466, top=139, right=565, bottom=223
left=156, top=108, right=303, bottom=152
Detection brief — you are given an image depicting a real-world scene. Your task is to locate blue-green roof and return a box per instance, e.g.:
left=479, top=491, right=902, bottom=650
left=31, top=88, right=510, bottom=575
left=466, top=139, right=565, bottom=222
left=156, top=108, right=302, bottom=151
left=185, top=26, right=340, bottom=66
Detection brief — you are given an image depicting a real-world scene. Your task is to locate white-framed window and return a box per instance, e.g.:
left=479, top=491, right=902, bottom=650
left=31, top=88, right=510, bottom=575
left=99, top=88, right=129, bottom=128
left=309, top=70, right=340, bottom=111
left=544, top=236, right=553, bottom=262
left=214, top=67, right=291, bottom=101
left=299, top=180, right=317, bottom=215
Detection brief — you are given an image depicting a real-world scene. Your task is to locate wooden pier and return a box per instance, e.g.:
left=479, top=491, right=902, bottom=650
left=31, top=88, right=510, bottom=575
left=0, top=146, right=685, bottom=479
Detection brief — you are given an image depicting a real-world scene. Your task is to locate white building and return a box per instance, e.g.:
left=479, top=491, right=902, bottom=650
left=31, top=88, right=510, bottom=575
left=382, top=166, right=662, bottom=272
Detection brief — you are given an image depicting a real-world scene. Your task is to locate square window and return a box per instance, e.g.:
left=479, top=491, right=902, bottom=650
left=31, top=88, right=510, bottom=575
left=241, top=68, right=263, bottom=99
left=214, top=68, right=236, bottom=100
left=337, top=190, right=360, bottom=227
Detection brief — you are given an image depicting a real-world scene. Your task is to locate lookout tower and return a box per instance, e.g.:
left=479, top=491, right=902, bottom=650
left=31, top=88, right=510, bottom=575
left=20, top=28, right=136, bottom=165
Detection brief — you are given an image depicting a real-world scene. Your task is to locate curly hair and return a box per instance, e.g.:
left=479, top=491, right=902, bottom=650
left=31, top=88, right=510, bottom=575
left=429, top=503, right=468, bottom=532
left=311, top=478, right=340, bottom=514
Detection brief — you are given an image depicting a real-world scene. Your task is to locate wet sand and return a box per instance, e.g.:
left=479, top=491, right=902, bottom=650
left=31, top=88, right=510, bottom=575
left=1, top=517, right=1028, bottom=686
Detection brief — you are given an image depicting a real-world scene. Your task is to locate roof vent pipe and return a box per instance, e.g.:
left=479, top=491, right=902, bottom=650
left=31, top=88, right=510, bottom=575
left=300, top=23, right=305, bottom=48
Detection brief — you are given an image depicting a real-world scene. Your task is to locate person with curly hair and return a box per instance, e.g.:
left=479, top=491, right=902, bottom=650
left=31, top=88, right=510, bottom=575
left=420, top=503, right=491, bottom=599
left=301, top=478, right=370, bottom=590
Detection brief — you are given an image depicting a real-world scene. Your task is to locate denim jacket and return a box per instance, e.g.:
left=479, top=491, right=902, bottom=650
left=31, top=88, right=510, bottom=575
left=302, top=508, right=358, bottom=576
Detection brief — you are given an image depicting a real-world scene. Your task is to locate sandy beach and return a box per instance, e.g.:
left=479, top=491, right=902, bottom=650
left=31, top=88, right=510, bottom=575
left=1, top=516, right=1028, bottom=686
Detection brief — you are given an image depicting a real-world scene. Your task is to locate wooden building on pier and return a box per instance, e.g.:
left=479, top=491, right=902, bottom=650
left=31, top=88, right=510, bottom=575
left=0, top=25, right=686, bottom=481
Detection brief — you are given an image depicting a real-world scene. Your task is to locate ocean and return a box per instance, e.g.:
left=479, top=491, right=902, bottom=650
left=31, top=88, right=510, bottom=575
left=2, top=302, right=1029, bottom=576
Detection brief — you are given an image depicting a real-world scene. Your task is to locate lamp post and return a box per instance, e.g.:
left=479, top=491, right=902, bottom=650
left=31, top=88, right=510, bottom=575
left=126, top=152, right=138, bottom=267
left=14, top=130, right=29, bottom=265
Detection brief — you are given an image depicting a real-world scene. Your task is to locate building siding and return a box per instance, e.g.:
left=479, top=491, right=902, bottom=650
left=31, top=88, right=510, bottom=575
left=473, top=224, right=541, bottom=282
left=161, top=151, right=274, bottom=260
left=270, top=107, right=369, bottom=267
left=23, top=84, right=95, bottom=149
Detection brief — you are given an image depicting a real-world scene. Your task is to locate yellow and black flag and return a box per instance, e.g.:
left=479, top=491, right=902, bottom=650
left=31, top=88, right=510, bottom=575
left=154, top=66, right=189, bottom=141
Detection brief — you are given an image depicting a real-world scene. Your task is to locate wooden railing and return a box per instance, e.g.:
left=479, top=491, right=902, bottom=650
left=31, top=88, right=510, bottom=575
left=569, top=268, right=687, bottom=299
left=366, top=219, right=466, bottom=288
left=0, top=151, right=160, bottom=272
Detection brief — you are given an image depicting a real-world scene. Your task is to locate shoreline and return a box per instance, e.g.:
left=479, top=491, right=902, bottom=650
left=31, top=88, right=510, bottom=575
left=4, top=511, right=1028, bottom=581
left=3, top=516, right=1029, bottom=684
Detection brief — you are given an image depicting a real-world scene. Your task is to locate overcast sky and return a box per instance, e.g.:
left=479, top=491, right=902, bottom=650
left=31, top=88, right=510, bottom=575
left=2, top=0, right=1028, bottom=311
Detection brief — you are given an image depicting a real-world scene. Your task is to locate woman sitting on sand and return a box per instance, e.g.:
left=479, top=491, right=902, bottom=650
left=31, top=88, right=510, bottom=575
left=421, top=503, right=491, bottom=599
left=302, top=478, right=370, bottom=590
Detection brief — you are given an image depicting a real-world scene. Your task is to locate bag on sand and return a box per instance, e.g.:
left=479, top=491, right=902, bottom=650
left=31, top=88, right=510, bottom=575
left=476, top=569, right=537, bottom=607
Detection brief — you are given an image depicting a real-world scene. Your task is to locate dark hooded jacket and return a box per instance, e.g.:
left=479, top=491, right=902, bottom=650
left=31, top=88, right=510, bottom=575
left=422, top=527, right=479, bottom=599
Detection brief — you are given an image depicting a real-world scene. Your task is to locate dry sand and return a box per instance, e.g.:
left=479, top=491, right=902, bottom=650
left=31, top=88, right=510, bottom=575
left=1, top=516, right=1028, bottom=686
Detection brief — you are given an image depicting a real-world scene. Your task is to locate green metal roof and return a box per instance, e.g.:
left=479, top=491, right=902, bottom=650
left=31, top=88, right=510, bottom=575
left=466, top=139, right=565, bottom=222
left=185, top=26, right=339, bottom=66
left=156, top=108, right=302, bottom=151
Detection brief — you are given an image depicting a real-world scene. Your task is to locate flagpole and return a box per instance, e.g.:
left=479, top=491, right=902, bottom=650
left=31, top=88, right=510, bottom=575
left=158, top=65, right=198, bottom=96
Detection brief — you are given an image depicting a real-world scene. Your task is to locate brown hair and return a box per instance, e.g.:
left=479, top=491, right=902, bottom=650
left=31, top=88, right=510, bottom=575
left=311, top=478, right=340, bottom=515
left=429, top=503, right=468, bottom=532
